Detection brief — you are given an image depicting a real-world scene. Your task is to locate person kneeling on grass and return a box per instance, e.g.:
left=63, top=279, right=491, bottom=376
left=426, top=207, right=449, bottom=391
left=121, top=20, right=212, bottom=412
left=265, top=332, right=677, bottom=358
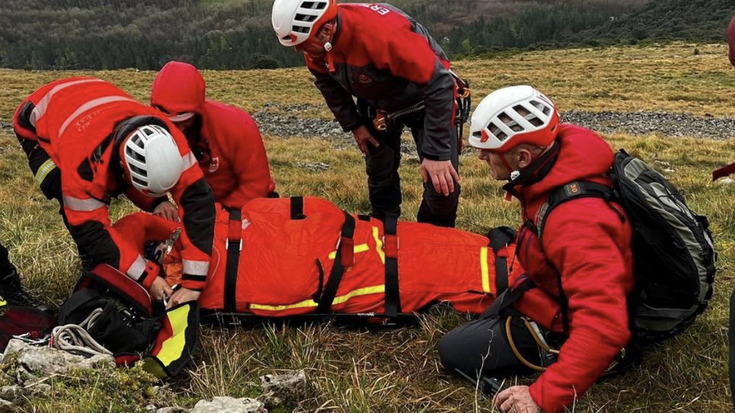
left=438, top=86, right=634, bottom=413
left=108, top=196, right=526, bottom=320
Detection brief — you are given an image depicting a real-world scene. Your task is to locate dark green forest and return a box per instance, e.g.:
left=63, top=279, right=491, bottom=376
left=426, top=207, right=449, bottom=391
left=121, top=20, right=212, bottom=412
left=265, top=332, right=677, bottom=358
left=0, top=0, right=731, bottom=70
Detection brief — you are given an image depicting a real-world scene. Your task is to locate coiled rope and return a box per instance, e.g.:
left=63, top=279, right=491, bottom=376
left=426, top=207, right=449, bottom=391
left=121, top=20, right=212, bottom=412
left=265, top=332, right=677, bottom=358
left=51, top=308, right=112, bottom=358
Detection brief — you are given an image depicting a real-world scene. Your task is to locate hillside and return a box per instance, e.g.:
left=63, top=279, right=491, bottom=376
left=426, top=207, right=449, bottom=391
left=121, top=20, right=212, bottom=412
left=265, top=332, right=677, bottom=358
left=0, top=0, right=648, bottom=70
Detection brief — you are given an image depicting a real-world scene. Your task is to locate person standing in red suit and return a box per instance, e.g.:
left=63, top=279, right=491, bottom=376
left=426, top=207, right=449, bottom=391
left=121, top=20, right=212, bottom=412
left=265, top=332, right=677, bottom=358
left=271, top=0, right=461, bottom=227
left=13, top=77, right=216, bottom=308
left=438, top=86, right=634, bottom=413
left=151, top=61, right=276, bottom=210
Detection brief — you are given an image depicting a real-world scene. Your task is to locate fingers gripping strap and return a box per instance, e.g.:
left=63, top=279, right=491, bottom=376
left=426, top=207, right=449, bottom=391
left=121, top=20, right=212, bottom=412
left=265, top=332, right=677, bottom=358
left=316, top=212, right=355, bottom=314
left=224, top=209, right=242, bottom=312
left=383, top=213, right=401, bottom=317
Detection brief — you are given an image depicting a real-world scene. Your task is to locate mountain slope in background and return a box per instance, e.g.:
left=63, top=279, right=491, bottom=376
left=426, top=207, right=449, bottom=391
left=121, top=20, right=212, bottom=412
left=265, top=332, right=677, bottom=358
left=0, top=0, right=728, bottom=70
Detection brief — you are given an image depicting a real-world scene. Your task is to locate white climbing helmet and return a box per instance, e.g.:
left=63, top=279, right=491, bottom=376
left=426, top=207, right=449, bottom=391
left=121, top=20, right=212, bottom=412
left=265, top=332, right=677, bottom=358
left=272, top=0, right=338, bottom=47
left=120, top=125, right=184, bottom=196
left=469, top=85, right=560, bottom=153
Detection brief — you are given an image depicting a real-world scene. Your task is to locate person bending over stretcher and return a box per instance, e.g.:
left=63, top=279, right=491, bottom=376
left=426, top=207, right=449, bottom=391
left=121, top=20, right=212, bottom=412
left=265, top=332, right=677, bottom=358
left=113, top=196, right=524, bottom=317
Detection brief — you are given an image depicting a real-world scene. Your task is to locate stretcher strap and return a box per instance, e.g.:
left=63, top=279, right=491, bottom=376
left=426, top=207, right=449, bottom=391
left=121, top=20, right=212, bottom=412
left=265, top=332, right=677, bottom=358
left=290, top=197, right=306, bottom=220
left=316, top=212, right=355, bottom=314
left=224, top=209, right=242, bottom=313
left=480, top=276, right=535, bottom=320
left=487, top=227, right=516, bottom=295
left=383, top=213, right=401, bottom=318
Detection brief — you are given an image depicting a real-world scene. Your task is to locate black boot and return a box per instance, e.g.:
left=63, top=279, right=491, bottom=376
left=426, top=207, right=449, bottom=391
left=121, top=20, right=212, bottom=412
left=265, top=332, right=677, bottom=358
left=0, top=268, right=51, bottom=314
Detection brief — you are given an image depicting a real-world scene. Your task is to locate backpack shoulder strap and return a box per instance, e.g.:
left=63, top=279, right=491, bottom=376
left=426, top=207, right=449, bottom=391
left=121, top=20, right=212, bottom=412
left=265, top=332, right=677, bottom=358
left=535, top=181, right=616, bottom=240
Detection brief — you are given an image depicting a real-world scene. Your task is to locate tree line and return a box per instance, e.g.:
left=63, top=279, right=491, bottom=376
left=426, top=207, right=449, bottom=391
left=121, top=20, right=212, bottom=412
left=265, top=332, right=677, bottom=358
left=0, top=0, right=729, bottom=70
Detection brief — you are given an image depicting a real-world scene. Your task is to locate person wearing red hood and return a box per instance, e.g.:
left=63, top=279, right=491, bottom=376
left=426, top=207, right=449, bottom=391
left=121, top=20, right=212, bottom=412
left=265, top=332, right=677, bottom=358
left=151, top=61, right=275, bottom=210
left=438, top=86, right=634, bottom=413
left=729, top=15, right=735, bottom=67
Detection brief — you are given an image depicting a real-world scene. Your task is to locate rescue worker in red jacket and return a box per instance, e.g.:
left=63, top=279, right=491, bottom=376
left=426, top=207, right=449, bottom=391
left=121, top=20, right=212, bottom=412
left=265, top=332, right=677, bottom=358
left=729, top=15, right=735, bottom=66
left=438, top=86, right=634, bottom=413
left=13, top=77, right=216, bottom=307
left=271, top=0, right=461, bottom=227
left=150, top=61, right=276, bottom=209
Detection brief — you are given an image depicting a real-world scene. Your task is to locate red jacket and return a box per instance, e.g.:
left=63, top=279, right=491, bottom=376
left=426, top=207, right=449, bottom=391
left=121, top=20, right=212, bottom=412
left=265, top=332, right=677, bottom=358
left=12, top=77, right=215, bottom=291
left=510, top=125, right=634, bottom=413
left=151, top=61, right=274, bottom=209
left=306, top=3, right=456, bottom=161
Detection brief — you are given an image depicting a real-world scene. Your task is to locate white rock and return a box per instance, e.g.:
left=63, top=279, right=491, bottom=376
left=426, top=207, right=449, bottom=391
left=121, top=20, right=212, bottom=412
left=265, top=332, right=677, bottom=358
left=717, top=177, right=734, bottom=185
left=191, top=397, right=266, bottom=413
left=2, top=339, right=114, bottom=376
left=155, top=408, right=190, bottom=413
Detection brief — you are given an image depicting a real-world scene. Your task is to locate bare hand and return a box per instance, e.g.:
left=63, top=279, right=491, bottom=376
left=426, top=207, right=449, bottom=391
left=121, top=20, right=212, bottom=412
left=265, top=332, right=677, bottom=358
left=420, top=159, right=460, bottom=196
left=166, top=287, right=201, bottom=309
left=148, top=277, right=174, bottom=302
left=352, top=125, right=380, bottom=155
left=496, top=386, right=541, bottom=413
left=153, top=201, right=179, bottom=222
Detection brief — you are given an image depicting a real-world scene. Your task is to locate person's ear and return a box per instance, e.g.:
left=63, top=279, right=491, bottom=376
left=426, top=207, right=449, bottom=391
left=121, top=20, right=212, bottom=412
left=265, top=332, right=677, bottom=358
left=321, top=22, right=335, bottom=38
left=517, top=149, right=534, bottom=169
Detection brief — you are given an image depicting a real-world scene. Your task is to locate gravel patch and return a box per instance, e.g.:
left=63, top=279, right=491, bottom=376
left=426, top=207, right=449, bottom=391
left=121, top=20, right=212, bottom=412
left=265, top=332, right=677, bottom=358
left=251, top=103, right=735, bottom=141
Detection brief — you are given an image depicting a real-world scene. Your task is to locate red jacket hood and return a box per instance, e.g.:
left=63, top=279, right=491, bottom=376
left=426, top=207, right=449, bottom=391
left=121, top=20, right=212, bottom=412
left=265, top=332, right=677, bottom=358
left=517, top=124, right=614, bottom=212
left=151, top=61, right=206, bottom=115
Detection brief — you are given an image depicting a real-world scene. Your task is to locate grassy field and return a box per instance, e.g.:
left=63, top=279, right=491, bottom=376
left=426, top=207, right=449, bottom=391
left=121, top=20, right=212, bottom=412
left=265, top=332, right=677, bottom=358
left=0, top=43, right=733, bottom=412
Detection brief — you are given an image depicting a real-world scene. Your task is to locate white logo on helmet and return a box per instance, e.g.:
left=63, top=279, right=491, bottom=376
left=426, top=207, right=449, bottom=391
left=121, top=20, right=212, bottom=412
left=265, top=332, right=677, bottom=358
left=123, top=125, right=184, bottom=197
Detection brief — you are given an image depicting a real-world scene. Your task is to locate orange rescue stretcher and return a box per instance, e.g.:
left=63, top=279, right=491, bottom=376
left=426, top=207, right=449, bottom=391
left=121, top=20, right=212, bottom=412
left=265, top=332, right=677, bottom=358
left=141, top=197, right=525, bottom=323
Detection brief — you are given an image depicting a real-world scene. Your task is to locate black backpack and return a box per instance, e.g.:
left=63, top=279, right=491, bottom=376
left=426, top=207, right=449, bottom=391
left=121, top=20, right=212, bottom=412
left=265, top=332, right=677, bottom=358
left=534, top=149, right=716, bottom=343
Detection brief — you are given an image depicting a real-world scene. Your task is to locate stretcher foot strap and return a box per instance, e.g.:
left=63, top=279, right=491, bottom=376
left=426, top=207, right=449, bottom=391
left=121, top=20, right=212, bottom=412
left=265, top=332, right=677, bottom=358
left=315, top=212, right=355, bottom=313
left=488, top=227, right=516, bottom=295
left=383, top=213, right=401, bottom=318
left=290, top=197, right=306, bottom=220
left=225, top=209, right=242, bottom=313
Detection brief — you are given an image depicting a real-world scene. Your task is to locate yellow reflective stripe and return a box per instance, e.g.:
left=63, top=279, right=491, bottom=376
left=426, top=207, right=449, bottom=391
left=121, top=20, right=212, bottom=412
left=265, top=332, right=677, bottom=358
left=372, top=227, right=385, bottom=264
left=481, top=247, right=490, bottom=293
left=0, top=298, right=7, bottom=307
left=250, top=285, right=385, bottom=312
left=34, top=159, right=57, bottom=186
left=155, top=305, right=190, bottom=366
left=328, top=244, right=369, bottom=260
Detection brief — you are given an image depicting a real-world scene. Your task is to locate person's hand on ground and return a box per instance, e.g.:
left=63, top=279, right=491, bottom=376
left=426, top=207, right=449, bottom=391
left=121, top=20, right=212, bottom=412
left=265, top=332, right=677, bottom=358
left=420, top=159, right=460, bottom=196
left=153, top=201, right=179, bottom=222
left=149, top=276, right=174, bottom=302
left=352, top=125, right=380, bottom=155
left=496, top=386, right=541, bottom=413
left=166, top=287, right=201, bottom=309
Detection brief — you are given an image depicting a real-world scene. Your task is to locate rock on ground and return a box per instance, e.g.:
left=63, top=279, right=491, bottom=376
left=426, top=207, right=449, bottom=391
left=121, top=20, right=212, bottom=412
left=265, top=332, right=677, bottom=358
left=155, top=407, right=190, bottom=413
left=1, top=339, right=114, bottom=376
left=191, top=397, right=266, bottom=413
left=0, top=399, right=17, bottom=413
left=259, top=370, right=307, bottom=409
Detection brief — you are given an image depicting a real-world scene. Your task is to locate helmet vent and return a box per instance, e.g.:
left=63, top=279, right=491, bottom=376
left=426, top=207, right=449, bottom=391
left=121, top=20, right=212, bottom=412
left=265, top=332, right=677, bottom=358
left=144, top=128, right=155, bottom=137
left=132, top=176, right=147, bottom=186
left=126, top=147, right=146, bottom=163
left=528, top=117, right=543, bottom=127
left=301, top=1, right=326, bottom=10
left=295, top=13, right=318, bottom=22
left=292, top=25, right=310, bottom=33
left=530, top=100, right=551, bottom=116
left=129, top=163, right=147, bottom=177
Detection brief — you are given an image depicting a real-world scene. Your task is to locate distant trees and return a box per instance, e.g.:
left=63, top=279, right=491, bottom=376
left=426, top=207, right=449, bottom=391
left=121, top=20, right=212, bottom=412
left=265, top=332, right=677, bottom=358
left=0, top=0, right=731, bottom=70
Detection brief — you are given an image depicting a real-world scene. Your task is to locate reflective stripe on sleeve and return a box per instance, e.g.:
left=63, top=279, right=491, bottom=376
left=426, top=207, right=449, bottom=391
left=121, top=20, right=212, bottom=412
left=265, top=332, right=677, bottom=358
left=34, top=158, right=57, bottom=186
left=127, top=254, right=147, bottom=281
left=481, top=247, right=490, bottom=294
left=182, top=259, right=209, bottom=276
left=62, top=196, right=106, bottom=212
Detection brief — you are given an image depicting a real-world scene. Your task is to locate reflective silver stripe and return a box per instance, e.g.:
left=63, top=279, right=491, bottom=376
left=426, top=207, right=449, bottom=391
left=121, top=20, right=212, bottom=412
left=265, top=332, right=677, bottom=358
left=181, top=152, right=198, bottom=172
left=30, top=79, right=104, bottom=127
left=127, top=255, right=147, bottom=281
left=182, top=260, right=209, bottom=276
left=58, top=96, right=137, bottom=136
left=62, top=196, right=106, bottom=212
